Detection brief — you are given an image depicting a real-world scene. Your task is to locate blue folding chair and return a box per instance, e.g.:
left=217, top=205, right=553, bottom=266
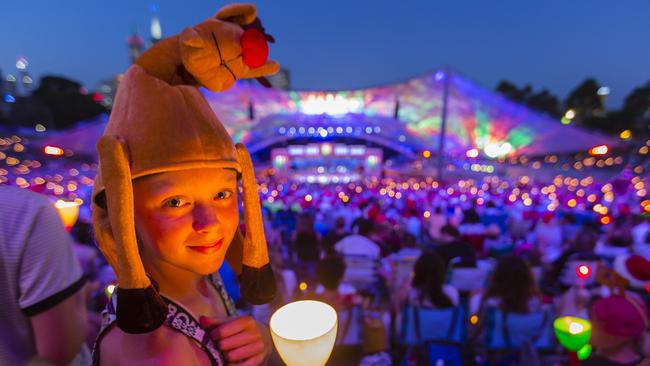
left=400, top=305, right=467, bottom=366
left=485, top=308, right=555, bottom=351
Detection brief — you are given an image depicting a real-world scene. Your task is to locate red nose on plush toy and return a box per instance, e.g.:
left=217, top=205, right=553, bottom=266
left=241, top=28, right=268, bottom=68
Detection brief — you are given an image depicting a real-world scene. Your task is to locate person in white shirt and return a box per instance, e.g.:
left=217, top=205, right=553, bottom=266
left=335, top=219, right=381, bottom=259
left=0, top=186, right=88, bottom=366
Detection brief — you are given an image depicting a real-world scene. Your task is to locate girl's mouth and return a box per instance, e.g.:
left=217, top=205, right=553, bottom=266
left=188, top=239, right=223, bottom=254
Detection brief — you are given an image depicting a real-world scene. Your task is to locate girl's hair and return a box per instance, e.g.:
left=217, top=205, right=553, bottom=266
left=484, top=255, right=537, bottom=313
left=411, top=250, right=453, bottom=308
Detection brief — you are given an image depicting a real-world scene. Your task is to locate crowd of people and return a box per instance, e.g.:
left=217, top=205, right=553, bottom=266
left=3, top=161, right=650, bottom=365
left=235, top=173, right=650, bottom=365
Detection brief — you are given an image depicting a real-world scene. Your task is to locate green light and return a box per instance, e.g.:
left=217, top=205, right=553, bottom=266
left=561, top=117, right=572, bottom=125
left=321, top=143, right=332, bottom=156
left=507, top=127, right=533, bottom=148
left=577, top=344, right=592, bottom=360
left=367, top=155, right=378, bottom=167
left=554, top=316, right=592, bottom=352
left=475, top=110, right=490, bottom=142
left=274, top=156, right=286, bottom=169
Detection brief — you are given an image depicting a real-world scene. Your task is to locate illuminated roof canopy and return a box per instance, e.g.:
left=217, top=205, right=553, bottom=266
left=205, top=69, right=614, bottom=158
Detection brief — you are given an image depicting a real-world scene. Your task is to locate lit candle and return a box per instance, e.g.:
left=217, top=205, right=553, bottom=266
left=54, top=199, right=81, bottom=231
left=270, top=300, right=337, bottom=366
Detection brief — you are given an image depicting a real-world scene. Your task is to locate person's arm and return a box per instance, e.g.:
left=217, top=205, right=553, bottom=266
left=19, top=202, right=87, bottom=365
left=30, top=285, right=87, bottom=365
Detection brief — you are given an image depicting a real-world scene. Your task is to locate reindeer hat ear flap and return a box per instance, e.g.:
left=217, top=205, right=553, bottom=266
left=224, top=143, right=276, bottom=304
left=93, top=135, right=166, bottom=333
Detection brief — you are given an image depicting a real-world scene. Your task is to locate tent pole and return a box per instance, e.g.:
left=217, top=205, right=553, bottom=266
left=437, top=67, right=450, bottom=182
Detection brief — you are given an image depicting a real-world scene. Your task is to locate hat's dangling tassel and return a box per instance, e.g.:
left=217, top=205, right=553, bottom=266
left=97, top=135, right=167, bottom=333
left=226, top=143, right=276, bottom=304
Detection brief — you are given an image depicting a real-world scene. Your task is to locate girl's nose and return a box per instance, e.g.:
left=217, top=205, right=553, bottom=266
left=192, top=204, right=221, bottom=233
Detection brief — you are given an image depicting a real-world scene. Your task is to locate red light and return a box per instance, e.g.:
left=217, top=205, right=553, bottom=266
left=577, top=265, right=591, bottom=279
left=645, top=282, right=650, bottom=293
left=43, top=145, right=64, bottom=156
left=92, top=92, right=103, bottom=103
left=589, top=145, right=609, bottom=156
left=466, top=148, right=479, bottom=159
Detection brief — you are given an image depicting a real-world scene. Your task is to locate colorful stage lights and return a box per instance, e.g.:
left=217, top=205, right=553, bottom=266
left=466, top=148, right=479, bottom=158
left=589, top=145, right=609, bottom=156
left=576, top=264, right=591, bottom=279
left=43, top=145, right=65, bottom=156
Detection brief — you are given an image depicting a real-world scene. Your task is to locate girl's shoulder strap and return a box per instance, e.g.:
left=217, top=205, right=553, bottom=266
left=209, top=272, right=238, bottom=316
left=92, top=291, right=227, bottom=366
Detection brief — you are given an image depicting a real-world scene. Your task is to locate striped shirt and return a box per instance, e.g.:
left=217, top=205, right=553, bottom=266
left=0, top=186, right=84, bottom=365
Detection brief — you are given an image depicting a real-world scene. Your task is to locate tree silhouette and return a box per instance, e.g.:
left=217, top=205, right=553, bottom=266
left=620, top=81, right=650, bottom=133
left=9, top=75, right=107, bottom=130
left=496, top=81, right=561, bottom=117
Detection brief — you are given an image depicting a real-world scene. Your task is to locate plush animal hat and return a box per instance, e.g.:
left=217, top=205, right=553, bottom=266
left=92, top=3, right=279, bottom=333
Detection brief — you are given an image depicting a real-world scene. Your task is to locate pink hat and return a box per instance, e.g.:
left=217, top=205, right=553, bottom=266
left=591, top=295, right=648, bottom=338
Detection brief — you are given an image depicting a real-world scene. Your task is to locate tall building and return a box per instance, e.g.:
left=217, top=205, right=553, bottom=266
left=5, top=73, right=17, bottom=96
left=95, top=75, right=120, bottom=108
left=149, top=3, right=162, bottom=45
left=16, top=57, right=34, bottom=95
left=128, top=28, right=145, bottom=64
left=0, top=68, right=5, bottom=96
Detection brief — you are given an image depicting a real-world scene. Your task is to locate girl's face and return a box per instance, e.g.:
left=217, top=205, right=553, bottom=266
left=132, top=168, right=239, bottom=276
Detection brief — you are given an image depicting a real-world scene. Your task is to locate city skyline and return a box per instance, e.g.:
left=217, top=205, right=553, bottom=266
left=1, top=0, right=649, bottom=109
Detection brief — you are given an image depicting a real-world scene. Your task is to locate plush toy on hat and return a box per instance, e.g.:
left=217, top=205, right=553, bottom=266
left=92, top=3, right=279, bottom=334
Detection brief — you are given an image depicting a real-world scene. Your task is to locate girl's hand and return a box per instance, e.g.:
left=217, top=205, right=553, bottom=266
left=200, top=315, right=271, bottom=366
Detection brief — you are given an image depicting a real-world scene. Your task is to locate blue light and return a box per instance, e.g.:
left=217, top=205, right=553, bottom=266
left=4, top=94, right=15, bottom=103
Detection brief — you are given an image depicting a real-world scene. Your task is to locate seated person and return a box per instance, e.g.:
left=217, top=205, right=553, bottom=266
left=541, top=223, right=601, bottom=297
left=469, top=255, right=555, bottom=358
left=584, top=295, right=650, bottom=366
left=310, top=255, right=366, bottom=366
left=379, top=233, right=422, bottom=296
left=470, top=255, right=543, bottom=315
left=400, top=250, right=459, bottom=308
left=434, top=224, right=477, bottom=268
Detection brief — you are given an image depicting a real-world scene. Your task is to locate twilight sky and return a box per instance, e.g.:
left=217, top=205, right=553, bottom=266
left=1, top=0, right=648, bottom=108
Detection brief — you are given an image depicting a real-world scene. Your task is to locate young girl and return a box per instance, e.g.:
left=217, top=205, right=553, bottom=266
left=91, top=4, right=280, bottom=365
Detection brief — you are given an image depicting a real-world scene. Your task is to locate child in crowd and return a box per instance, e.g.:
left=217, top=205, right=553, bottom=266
left=584, top=295, right=650, bottom=366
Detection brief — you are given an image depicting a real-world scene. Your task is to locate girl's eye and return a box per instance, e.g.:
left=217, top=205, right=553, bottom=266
left=215, top=190, right=233, bottom=200
left=163, top=197, right=188, bottom=208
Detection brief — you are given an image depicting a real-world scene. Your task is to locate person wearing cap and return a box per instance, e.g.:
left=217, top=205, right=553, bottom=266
left=614, top=254, right=650, bottom=292
left=585, top=295, right=650, bottom=366
left=91, top=4, right=279, bottom=365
